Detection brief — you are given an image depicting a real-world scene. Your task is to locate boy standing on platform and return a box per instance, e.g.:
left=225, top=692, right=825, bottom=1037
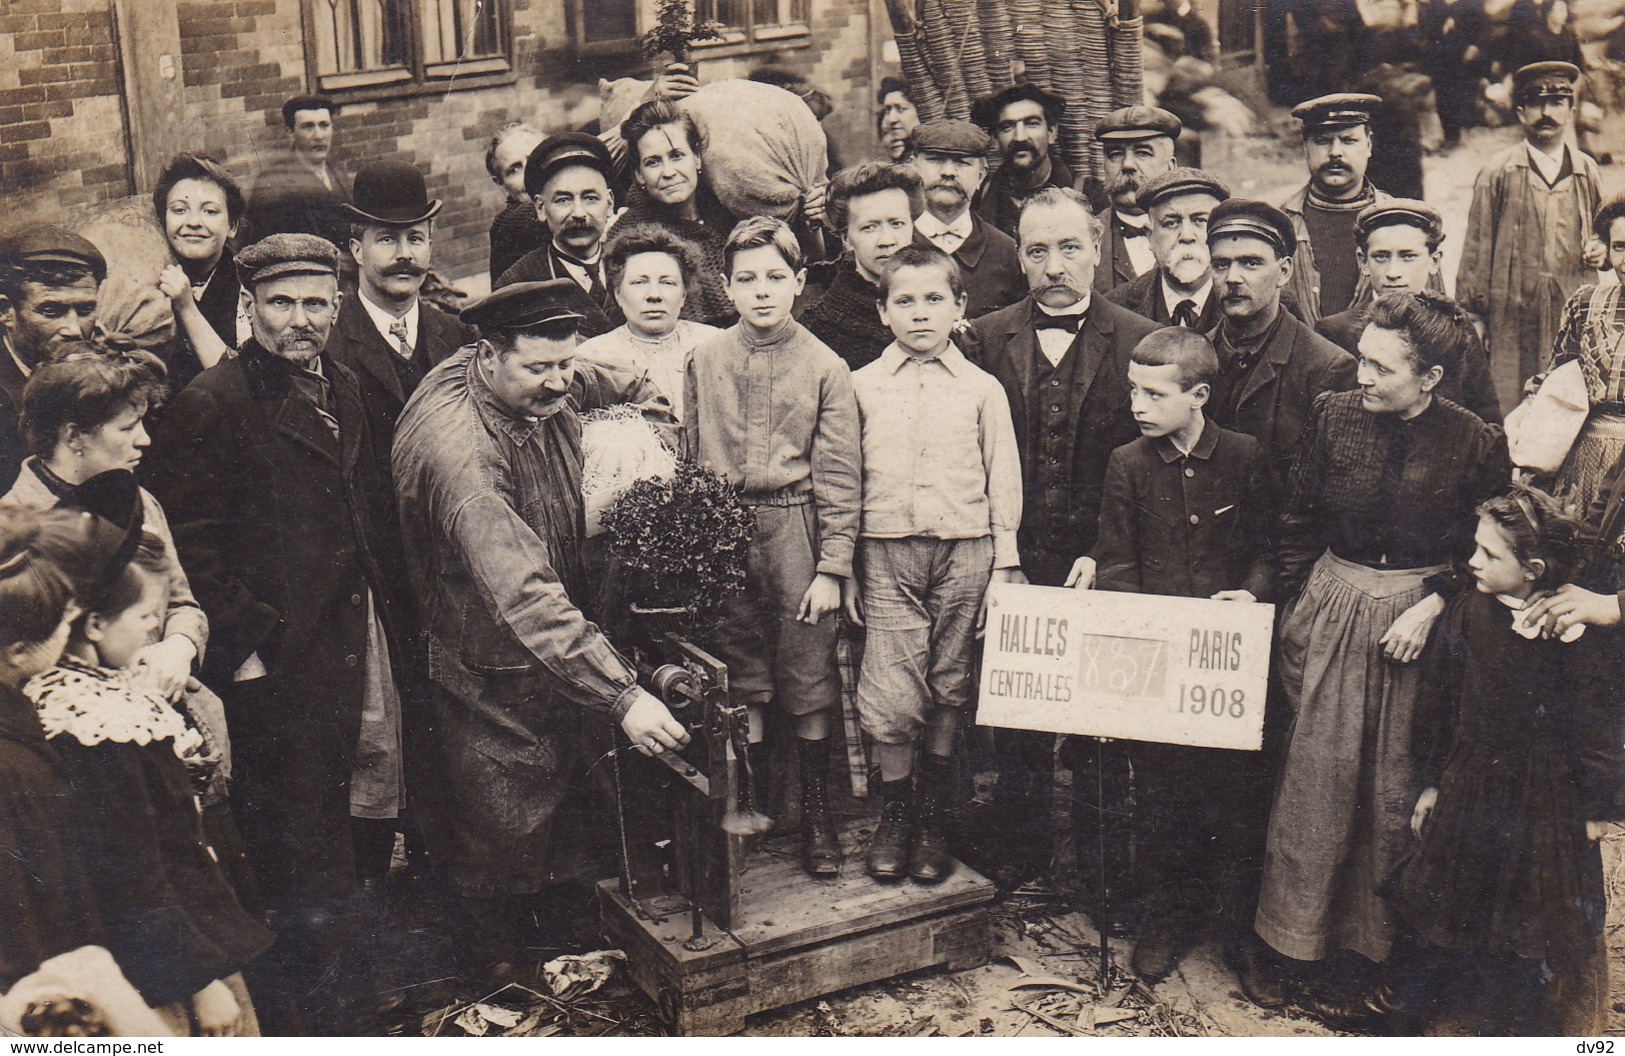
left=683, top=217, right=862, bottom=878
left=1075, top=327, right=1280, bottom=990
left=851, top=245, right=1023, bottom=884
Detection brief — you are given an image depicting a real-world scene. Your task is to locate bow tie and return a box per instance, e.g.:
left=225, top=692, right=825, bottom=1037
left=1034, top=312, right=1085, bottom=332
left=1121, top=225, right=1149, bottom=239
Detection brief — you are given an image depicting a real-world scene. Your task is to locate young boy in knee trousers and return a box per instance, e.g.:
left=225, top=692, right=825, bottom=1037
left=852, top=244, right=1023, bottom=883
left=682, top=216, right=863, bottom=878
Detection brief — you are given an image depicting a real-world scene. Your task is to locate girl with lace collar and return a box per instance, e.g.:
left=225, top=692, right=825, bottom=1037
left=27, top=560, right=269, bottom=1035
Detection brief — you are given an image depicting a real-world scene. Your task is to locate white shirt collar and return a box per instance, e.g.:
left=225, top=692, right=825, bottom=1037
left=1115, top=210, right=1150, bottom=231
left=556, top=251, right=600, bottom=294
left=1160, top=275, right=1213, bottom=318
left=916, top=209, right=974, bottom=249
left=880, top=340, right=967, bottom=376
left=1034, top=295, right=1090, bottom=367
left=3, top=335, right=31, bottom=380
left=358, top=289, right=420, bottom=358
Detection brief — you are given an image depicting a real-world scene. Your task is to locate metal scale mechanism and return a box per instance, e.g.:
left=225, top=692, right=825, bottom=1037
left=598, top=631, right=996, bottom=1036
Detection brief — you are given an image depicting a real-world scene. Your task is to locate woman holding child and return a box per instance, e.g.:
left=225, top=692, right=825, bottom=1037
left=1254, top=292, right=1509, bottom=1022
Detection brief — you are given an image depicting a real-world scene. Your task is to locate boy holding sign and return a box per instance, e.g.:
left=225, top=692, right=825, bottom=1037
left=851, top=244, right=1023, bottom=883
left=1078, top=327, right=1281, bottom=990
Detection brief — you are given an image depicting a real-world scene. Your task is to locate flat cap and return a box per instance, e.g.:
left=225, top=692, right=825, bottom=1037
left=282, top=94, right=338, bottom=123
left=1207, top=198, right=1295, bottom=257
left=1514, top=61, right=1581, bottom=101
left=1292, top=92, right=1382, bottom=132
left=0, top=225, right=107, bottom=280
left=1137, top=167, right=1229, bottom=212
left=1355, top=198, right=1444, bottom=245
left=972, top=83, right=1066, bottom=132
left=1094, top=105, right=1182, bottom=142
left=911, top=118, right=990, bottom=156
left=461, top=278, right=590, bottom=333
left=523, top=132, right=614, bottom=198
left=236, top=233, right=340, bottom=286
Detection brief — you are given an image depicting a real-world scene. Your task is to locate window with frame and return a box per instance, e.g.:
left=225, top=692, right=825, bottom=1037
left=308, top=0, right=513, bottom=94
left=570, top=0, right=807, bottom=57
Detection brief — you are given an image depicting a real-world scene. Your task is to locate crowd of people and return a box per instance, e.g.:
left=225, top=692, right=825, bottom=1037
left=2, top=47, right=1625, bottom=1041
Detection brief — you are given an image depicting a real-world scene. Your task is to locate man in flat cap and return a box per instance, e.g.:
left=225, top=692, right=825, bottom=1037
left=1458, top=60, right=1604, bottom=411
left=1105, top=167, right=1227, bottom=333
left=145, top=232, right=413, bottom=1034
left=801, top=161, right=924, bottom=370
left=392, top=278, right=685, bottom=979
left=244, top=95, right=352, bottom=249
left=1204, top=199, right=1356, bottom=475
left=1315, top=200, right=1501, bottom=423
left=1279, top=93, right=1390, bottom=327
left=905, top=120, right=1022, bottom=320
left=495, top=132, right=619, bottom=337
left=0, top=226, right=105, bottom=491
left=968, top=187, right=1158, bottom=888
left=1092, top=105, right=1182, bottom=293
left=973, top=84, right=1073, bottom=240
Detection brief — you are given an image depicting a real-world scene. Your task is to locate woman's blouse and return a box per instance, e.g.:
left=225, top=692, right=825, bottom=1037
left=1553, top=283, right=1625, bottom=410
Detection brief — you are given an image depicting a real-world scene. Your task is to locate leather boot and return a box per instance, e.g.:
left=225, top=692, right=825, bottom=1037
left=798, top=738, right=840, bottom=877
left=866, top=778, right=913, bottom=881
left=909, top=755, right=954, bottom=883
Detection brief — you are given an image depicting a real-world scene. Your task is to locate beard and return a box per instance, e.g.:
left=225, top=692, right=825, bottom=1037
left=1164, top=249, right=1209, bottom=287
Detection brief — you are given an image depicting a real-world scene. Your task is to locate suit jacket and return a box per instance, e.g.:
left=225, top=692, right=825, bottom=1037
left=1093, top=208, right=1152, bottom=293
left=243, top=152, right=351, bottom=248
left=323, top=295, right=474, bottom=489
left=978, top=155, right=1075, bottom=239
left=912, top=217, right=1023, bottom=320
left=1105, top=267, right=1221, bottom=331
left=143, top=341, right=409, bottom=902
left=0, top=344, right=28, bottom=494
left=1204, top=310, right=1358, bottom=473
left=494, top=243, right=618, bottom=337
left=971, top=295, right=1160, bottom=585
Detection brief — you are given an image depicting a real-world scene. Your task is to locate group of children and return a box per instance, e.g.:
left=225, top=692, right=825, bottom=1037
left=1, top=203, right=1619, bottom=1036
left=682, top=212, right=1624, bottom=1034
left=1, top=485, right=267, bottom=1035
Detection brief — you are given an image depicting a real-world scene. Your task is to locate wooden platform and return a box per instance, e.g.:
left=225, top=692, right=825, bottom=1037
left=598, top=819, right=996, bottom=1035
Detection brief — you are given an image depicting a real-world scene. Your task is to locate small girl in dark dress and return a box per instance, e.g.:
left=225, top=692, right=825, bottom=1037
left=28, top=557, right=271, bottom=1035
left=1395, top=484, right=1625, bottom=1035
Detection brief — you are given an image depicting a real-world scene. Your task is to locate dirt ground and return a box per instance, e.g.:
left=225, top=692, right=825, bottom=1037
left=376, top=124, right=1625, bottom=1039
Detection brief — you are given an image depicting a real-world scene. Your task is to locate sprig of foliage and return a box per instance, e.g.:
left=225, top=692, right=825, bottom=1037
left=640, top=0, right=725, bottom=63
left=600, top=460, right=752, bottom=619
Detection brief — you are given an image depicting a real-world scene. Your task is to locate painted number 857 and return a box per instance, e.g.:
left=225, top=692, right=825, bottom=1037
left=1177, top=684, right=1245, bottom=718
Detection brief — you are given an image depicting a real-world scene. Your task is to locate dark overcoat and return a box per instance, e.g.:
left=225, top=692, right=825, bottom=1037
left=911, top=217, right=1024, bottom=320
left=1104, top=265, right=1222, bottom=331
left=143, top=340, right=409, bottom=909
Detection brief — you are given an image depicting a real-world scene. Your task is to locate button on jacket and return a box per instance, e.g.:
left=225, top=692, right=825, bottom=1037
left=1091, top=421, right=1278, bottom=601
left=852, top=342, right=1023, bottom=568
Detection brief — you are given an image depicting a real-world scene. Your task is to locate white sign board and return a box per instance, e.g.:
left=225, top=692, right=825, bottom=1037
left=977, top=583, right=1274, bottom=751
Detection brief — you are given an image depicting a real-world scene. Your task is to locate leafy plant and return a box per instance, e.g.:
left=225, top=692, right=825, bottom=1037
left=640, top=0, right=725, bottom=64
left=599, top=460, right=752, bottom=625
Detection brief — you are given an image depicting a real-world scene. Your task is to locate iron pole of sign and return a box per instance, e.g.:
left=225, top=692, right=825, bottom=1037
left=1096, top=737, right=1110, bottom=984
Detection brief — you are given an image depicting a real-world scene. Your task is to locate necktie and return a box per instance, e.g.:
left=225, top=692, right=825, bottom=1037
left=1173, top=299, right=1199, bottom=328
left=388, top=319, right=411, bottom=360
left=1034, top=313, right=1085, bottom=332
left=289, top=367, right=340, bottom=439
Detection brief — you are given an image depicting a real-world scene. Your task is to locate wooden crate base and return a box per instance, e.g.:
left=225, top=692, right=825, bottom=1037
left=598, top=820, right=996, bottom=1035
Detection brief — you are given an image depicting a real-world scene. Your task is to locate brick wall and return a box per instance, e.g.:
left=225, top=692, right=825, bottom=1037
left=3, top=0, right=882, bottom=285
left=2, top=0, right=128, bottom=216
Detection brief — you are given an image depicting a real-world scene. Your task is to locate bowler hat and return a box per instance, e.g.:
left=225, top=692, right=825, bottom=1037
left=344, top=160, right=443, bottom=225
left=972, top=83, right=1066, bottom=132
left=1094, top=105, right=1182, bottom=142
left=523, top=132, right=614, bottom=199
left=1207, top=199, right=1295, bottom=258
left=461, top=278, right=591, bottom=334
